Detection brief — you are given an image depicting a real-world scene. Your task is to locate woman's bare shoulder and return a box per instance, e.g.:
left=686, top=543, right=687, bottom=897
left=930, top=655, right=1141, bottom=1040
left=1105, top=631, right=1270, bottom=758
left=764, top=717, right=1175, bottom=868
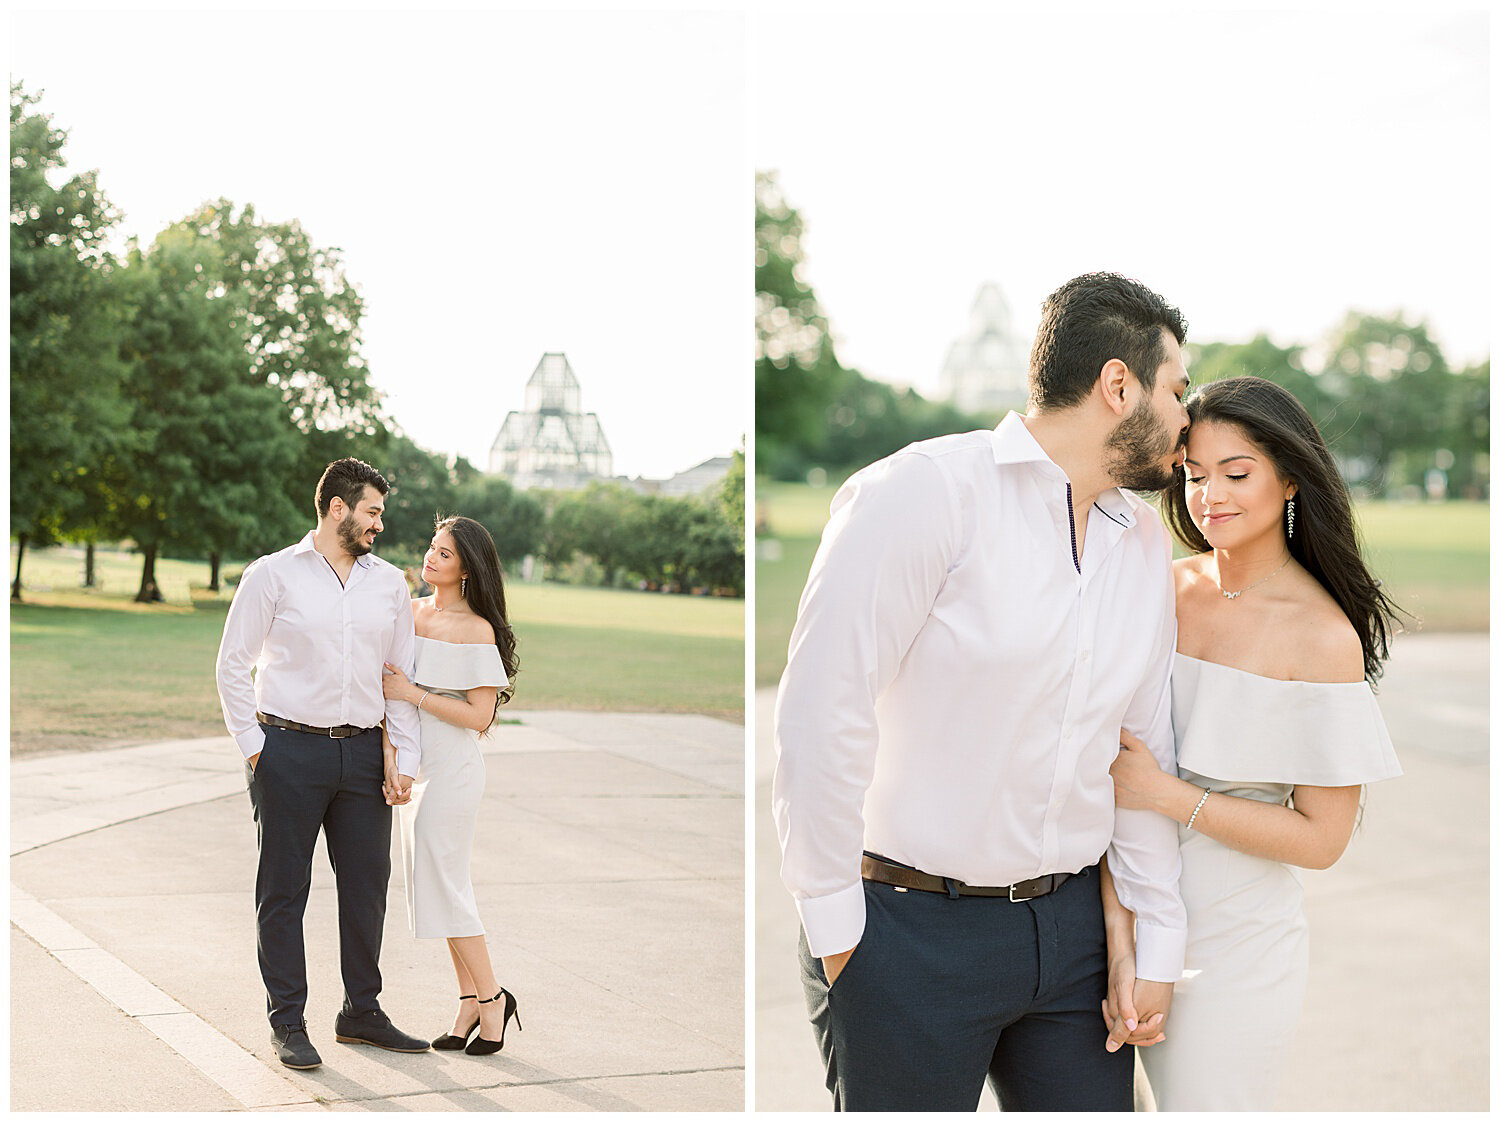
left=1283, top=580, right=1365, bottom=683
left=1172, top=553, right=1214, bottom=597
left=455, top=613, right=496, bottom=646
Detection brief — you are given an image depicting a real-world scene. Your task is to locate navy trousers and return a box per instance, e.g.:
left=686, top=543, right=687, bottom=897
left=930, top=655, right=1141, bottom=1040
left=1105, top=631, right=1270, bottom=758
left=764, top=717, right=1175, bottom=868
left=799, top=863, right=1134, bottom=1112
left=246, top=724, right=390, bottom=1029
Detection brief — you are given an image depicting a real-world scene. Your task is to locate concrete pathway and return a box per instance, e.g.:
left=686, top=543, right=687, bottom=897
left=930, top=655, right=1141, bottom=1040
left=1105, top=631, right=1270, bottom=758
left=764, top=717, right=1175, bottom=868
left=11, top=711, right=745, bottom=1112
left=753, top=633, right=1489, bottom=1111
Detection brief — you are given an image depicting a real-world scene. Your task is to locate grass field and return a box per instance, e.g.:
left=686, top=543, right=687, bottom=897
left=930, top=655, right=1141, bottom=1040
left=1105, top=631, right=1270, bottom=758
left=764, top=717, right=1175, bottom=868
left=10, top=544, right=744, bottom=756
left=755, top=479, right=1488, bottom=686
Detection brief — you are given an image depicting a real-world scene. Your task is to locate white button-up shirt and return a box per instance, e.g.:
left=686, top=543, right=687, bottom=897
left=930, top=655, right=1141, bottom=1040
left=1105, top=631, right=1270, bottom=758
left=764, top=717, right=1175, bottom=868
left=772, top=413, right=1187, bottom=982
left=215, top=531, right=422, bottom=777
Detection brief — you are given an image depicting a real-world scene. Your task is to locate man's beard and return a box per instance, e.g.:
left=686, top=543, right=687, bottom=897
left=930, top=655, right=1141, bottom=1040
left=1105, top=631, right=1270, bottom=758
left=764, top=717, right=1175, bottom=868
left=1105, top=398, right=1180, bottom=492
left=338, top=511, right=374, bottom=557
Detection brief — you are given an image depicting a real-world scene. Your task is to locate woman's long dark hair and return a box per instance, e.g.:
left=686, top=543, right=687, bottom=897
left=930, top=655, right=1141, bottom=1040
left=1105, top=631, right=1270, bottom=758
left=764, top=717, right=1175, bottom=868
left=436, top=514, right=519, bottom=714
left=1162, top=377, right=1404, bottom=684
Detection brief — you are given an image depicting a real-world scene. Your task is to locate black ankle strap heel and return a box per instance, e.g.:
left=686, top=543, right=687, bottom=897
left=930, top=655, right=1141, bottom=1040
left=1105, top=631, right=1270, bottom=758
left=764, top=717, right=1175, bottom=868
left=465, top=989, right=522, bottom=1055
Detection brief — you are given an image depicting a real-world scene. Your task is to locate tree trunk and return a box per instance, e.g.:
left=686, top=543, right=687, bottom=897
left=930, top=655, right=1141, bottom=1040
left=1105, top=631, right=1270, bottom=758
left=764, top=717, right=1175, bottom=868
left=84, top=541, right=96, bottom=587
left=135, top=542, right=164, bottom=603
left=11, top=531, right=27, bottom=602
left=208, top=550, right=222, bottom=593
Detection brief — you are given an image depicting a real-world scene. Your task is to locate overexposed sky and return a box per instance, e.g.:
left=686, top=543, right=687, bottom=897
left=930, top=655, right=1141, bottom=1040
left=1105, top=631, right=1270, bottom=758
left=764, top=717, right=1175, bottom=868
left=11, top=5, right=748, bottom=480
left=753, top=5, right=1491, bottom=395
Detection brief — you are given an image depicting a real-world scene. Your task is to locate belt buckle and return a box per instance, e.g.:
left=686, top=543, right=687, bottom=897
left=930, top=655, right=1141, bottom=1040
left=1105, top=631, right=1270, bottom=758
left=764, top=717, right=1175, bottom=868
left=1009, top=877, right=1042, bottom=902
left=328, top=725, right=351, bottom=739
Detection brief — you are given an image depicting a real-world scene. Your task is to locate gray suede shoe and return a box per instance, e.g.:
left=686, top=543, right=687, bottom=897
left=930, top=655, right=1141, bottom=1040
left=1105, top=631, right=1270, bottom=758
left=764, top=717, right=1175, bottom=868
left=271, top=1023, right=322, bottom=1069
left=334, top=1008, right=430, bottom=1053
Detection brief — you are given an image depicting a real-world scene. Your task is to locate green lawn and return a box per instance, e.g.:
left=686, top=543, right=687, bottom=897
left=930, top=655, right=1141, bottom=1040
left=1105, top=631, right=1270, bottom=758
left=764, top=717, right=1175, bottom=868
left=11, top=544, right=744, bottom=756
left=755, top=479, right=840, bottom=687
left=755, top=481, right=1488, bottom=687
left=1354, top=501, right=1489, bottom=635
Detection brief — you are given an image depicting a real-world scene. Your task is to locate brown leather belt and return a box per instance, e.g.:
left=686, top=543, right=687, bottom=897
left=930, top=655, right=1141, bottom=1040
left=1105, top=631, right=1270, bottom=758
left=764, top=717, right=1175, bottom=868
left=257, top=712, right=378, bottom=739
left=861, top=855, right=1071, bottom=902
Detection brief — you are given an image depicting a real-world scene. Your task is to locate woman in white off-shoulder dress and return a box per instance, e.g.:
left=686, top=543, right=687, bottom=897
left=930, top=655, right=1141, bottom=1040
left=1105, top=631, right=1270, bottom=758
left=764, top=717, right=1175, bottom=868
left=1102, top=377, right=1402, bottom=1111
left=381, top=515, right=523, bottom=1056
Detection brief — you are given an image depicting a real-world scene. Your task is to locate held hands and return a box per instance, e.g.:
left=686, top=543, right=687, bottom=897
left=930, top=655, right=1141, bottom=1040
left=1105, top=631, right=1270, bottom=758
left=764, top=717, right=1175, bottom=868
left=382, top=771, right=415, bottom=806
left=1110, top=729, right=1166, bottom=811
left=381, top=746, right=414, bottom=806
left=1102, top=953, right=1173, bottom=1051
left=381, top=664, right=416, bottom=803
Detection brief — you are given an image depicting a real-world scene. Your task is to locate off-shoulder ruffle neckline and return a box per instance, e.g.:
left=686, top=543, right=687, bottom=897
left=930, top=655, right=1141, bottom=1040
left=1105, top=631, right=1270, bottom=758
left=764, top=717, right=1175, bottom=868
left=415, top=634, right=493, bottom=649
left=1174, top=650, right=1368, bottom=689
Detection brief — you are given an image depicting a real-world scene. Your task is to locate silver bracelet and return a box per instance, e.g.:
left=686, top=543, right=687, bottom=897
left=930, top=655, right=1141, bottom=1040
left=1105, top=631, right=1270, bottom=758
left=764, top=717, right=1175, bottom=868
left=417, top=690, right=430, bottom=711
left=1186, top=787, right=1211, bottom=830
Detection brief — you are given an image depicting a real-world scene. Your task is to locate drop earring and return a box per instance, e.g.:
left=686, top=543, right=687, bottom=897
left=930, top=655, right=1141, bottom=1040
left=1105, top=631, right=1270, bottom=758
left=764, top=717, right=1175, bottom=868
left=461, top=576, right=468, bottom=598
left=1285, top=498, right=1296, bottom=539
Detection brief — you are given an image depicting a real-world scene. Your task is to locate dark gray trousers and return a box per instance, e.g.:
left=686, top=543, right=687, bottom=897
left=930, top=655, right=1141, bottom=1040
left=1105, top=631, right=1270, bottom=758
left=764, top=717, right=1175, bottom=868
left=246, top=724, right=390, bottom=1029
left=798, top=863, right=1134, bottom=1111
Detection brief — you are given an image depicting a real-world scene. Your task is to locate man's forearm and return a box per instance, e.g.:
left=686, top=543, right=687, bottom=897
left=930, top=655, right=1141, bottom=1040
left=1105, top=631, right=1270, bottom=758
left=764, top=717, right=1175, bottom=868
left=1098, top=855, right=1137, bottom=962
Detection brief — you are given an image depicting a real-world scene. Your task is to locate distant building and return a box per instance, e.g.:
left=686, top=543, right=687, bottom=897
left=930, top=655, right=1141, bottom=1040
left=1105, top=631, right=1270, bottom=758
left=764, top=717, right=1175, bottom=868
left=657, top=456, right=733, bottom=498
left=937, top=282, right=1030, bottom=415
left=489, top=353, right=613, bottom=491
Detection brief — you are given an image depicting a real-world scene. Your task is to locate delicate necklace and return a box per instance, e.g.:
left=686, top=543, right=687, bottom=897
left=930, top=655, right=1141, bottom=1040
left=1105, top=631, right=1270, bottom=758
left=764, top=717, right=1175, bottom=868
left=1218, top=554, right=1292, bottom=600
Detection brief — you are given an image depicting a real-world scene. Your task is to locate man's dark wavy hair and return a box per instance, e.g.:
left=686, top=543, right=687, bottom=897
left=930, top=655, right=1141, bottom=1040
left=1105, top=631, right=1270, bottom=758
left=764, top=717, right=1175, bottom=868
left=1029, top=272, right=1187, bottom=410
left=315, top=458, right=390, bottom=518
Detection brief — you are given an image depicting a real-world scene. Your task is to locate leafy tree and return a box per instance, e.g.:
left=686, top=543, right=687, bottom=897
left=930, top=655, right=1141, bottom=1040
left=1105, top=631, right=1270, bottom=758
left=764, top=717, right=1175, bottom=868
left=169, top=200, right=380, bottom=425
left=1183, top=319, right=1486, bottom=499
left=161, top=199, right=386, bottom=509
left=755, top=172, right=851, bottom=478
left=755, top=172, right=989, bottom=479
left=454, top=474, right=545, bottom=567
left=718, top=445, right=746, bottom=531
left=711, top=445, right=747, bottom=592
left=1185, top=335, right=1329, bottom=423
left=370, top=431, right=459, bottom=558
left=623, top=494, right=697, bottom=588
left=9, top=82, right=132, bottom=599
left=545, top=482, right=636, bottom=583
left=538, top=479, right=743, bottom=595
left=1443, top=360, right=1488, bottom=499
left=684, top=499, right=744, bottom=594
left=1313, top=314, right=1454, bottom=495
left=819, top=377, right=983, bottom=470
left=108, top=226, right=302, bottom=600
left=131, top=198, right=399, bottom=574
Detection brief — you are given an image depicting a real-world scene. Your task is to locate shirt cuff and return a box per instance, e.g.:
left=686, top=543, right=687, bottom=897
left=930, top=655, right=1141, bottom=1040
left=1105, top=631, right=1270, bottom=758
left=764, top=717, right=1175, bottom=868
left=795, top=880, right=867, bottom=959
left=395, top=746, right=420, bottom=779
left=1134, top=919, right=1188, bottom=983
left=233, top=725, right=266, bottom=759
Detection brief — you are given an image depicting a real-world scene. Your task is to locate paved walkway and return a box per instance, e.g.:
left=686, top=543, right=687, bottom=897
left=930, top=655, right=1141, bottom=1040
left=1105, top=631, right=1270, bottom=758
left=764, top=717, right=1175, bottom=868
left=11, top=711, right=745, bottom=1112
left=753, top=633, right=1489, bottom=1111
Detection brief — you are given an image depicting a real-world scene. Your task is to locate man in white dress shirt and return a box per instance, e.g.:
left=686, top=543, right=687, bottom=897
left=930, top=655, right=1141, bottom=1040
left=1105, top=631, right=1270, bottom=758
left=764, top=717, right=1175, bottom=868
left=216, top=457, right=427, bottom=1070
left=773, top=272, right=1192, bottom=1110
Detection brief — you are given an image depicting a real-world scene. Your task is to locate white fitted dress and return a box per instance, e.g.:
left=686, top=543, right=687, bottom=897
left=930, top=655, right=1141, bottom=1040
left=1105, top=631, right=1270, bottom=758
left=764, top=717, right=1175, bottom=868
left=397, top=636, right=508, bottom=939
left=1139, top=653, right=1401, bottom=1111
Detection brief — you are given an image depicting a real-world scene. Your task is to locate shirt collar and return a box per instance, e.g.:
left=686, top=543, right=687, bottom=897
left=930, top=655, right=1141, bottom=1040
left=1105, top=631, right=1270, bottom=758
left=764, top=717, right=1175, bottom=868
left=990, top=411, right=1053, bottom=468
left=294, top=529, right=375, bottom=567
left=990, top=411, right=1138, bottom=528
